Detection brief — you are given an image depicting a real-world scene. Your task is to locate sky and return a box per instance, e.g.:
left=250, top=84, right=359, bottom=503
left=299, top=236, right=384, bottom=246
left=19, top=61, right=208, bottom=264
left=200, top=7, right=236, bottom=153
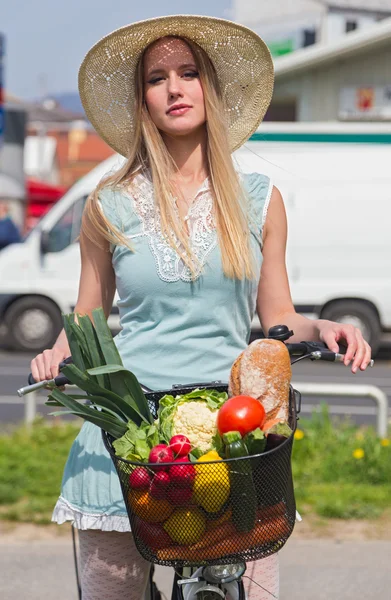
left=2, top=0, right=231, bottom=100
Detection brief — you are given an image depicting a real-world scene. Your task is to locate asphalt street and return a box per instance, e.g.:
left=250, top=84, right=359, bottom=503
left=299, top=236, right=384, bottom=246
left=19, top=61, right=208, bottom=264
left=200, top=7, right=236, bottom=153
left=0, top=534, right=389, bottom=600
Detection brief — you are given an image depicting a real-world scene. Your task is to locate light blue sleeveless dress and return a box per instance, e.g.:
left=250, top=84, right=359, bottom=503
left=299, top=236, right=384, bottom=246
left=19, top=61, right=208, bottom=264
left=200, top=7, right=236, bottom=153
left=52, top=171, right=273, bottom=531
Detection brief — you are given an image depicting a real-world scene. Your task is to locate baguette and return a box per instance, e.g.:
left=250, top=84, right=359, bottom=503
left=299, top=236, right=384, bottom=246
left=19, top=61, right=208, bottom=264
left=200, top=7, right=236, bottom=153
left=229, top=339, right=291, bottom=422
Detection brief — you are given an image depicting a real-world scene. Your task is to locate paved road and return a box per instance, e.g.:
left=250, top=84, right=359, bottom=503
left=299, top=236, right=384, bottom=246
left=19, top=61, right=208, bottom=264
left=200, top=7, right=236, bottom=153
left=0, top=535, right=389, bottom=600
left=1, top=345, right=390, bottom=428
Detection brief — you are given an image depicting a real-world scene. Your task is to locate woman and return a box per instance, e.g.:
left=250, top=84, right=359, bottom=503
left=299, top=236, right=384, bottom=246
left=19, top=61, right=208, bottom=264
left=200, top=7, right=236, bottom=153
left=31, top=15, right=371, bottom=600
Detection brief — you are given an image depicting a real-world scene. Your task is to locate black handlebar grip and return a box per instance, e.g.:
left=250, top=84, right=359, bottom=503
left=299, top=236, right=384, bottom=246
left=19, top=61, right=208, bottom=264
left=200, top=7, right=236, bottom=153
left=28, top=373, right=71, bottom=387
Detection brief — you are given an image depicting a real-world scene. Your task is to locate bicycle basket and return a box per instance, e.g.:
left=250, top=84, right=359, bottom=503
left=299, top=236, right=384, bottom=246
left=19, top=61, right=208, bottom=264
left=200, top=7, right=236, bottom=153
left=102, top=384, right=298, bottom=567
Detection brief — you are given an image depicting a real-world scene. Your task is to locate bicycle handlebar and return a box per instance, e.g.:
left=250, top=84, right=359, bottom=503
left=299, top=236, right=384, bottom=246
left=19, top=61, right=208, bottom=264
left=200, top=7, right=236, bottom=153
left=17, top=325, right=373, bottom=397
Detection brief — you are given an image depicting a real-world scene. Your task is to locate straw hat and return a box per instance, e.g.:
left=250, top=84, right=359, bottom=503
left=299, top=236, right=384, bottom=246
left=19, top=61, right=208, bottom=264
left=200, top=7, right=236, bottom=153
left=78, top=15, right=274, bottom=156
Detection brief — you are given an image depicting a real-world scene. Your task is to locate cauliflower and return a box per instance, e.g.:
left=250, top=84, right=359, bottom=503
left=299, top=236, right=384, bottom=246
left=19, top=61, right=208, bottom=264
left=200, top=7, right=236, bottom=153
left=171, top=401, right=218, bottom=453
left=157, top=388, right=228, bottom=454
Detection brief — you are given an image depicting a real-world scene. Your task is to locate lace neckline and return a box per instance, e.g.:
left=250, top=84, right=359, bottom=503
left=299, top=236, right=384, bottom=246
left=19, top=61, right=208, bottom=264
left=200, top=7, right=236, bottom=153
left=125, top=172, right=217, bottom=283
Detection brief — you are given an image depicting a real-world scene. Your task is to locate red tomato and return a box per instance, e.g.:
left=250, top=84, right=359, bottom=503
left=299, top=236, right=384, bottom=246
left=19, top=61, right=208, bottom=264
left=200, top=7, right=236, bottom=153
left=217, top=396, right=266, bottom=437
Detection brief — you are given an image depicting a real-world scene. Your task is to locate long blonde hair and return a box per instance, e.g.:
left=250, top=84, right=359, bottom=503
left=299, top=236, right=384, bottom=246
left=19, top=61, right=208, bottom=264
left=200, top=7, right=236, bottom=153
left=82, top=36, right=256, bottom=280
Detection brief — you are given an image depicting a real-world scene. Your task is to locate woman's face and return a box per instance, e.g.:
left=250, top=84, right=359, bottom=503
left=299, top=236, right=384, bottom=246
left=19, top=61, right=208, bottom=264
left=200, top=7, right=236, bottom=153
left=143, top=37, right=206, bottom=138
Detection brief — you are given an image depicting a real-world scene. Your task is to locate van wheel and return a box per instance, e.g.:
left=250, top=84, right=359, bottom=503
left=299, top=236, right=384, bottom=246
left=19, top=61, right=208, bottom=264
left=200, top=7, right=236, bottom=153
left=4, top=297, right=63, bottom=352
left=320, top=300, right=381, bottom=356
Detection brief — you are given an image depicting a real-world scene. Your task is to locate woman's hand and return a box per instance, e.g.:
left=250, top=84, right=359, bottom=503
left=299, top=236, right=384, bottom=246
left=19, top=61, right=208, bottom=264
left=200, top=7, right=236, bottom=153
left=30, top=346, right=69, bottom=382
left=316, top=319, right=372, bottom=373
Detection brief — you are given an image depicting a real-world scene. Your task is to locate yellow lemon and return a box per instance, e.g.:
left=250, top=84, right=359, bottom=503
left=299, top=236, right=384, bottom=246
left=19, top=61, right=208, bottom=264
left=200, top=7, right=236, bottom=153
left=164, top=508, right=206, bottom=545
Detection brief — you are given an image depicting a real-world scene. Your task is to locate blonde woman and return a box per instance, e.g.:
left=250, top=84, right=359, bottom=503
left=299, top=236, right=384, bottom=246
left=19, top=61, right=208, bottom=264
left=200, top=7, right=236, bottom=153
left=31, top=15, right=371, bottom=600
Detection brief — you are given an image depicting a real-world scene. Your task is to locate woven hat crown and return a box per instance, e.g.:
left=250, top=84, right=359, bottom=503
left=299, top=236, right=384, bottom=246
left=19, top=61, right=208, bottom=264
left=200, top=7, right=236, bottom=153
left=78, top=15, right=274, bottom=156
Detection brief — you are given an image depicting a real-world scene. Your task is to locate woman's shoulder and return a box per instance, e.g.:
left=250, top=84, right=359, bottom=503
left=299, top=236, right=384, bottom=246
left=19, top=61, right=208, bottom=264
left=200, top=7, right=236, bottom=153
left=97, top=183, right=136, bottom=228
left=239, top=172, right=274, bottom=232
left=240, top=172, right=272, bottom=198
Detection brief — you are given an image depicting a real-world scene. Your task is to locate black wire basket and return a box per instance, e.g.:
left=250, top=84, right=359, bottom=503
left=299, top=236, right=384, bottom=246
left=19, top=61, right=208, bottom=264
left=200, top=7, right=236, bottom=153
left=102, top=384, right=298, bottom=567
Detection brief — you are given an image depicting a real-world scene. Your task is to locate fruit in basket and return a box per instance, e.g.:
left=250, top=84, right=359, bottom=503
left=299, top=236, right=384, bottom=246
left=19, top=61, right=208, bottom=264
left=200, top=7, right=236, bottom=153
left=193, top=450, right=230, bottom=513
left=166, top=485, right=194, bottom=505
left=129, top=467, right=152, bottom=490
left=133, top=517, right=174, bottom=550
left=128, top=490, right=174, bottom=523
left=158, top=389, right=228, bottom=454
left=148, top=444, right=175, bottom=471
left=169, top=435, right=191, bottom=457
left=164, top=507, right=206, bottom=545
left=168, top=461, right=196, bottom=487
left=217, top=396, right=266, bottom=437
left=149, top=471, right=171, bottom=500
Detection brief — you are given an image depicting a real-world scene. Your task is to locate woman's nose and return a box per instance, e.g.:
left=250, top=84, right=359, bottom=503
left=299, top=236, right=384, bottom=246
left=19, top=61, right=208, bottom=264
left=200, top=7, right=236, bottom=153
left=167, top=74, right=183, bottom=98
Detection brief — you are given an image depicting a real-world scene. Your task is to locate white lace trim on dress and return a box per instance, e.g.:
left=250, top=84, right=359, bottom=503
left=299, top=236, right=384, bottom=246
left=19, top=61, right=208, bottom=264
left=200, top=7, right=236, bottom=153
left=126, top=173, right=217, bottom=283
left=52, top=496, right=131, bottom=532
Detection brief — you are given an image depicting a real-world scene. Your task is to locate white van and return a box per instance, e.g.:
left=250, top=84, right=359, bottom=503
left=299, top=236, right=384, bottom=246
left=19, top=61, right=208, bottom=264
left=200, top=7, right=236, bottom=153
left=0, top=122, right=390, bottom=353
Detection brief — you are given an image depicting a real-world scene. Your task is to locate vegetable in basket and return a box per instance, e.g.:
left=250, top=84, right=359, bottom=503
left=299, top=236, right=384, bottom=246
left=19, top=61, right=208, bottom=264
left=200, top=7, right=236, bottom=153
left=193, top=450, right=230, bottom=513
left=264, top=422, right=293, bottom=451
left=158, top=389, right=228, bottom=455
left=223, top=431, right=257, bottom=532
left=46, top=309, right=154, bottom=447
left=244, top=427, right=267, bottom=455
left=217, top=395, right=266, bottom=437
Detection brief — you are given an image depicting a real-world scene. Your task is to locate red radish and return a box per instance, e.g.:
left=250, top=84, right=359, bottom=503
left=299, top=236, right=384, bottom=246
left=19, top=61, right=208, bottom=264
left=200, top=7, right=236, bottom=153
left=129, top=467, right=152, bottom=490
left=174, top=456, right=190, bottom=463
left=148, top=444, right=175, bottom=471
left=168, top=463, right=196, bottom=487
left=166, top=485, right=193, bottom=505
left=149, top=471, right=170, bottom=500
left=169, top=435, right=191, bottom=457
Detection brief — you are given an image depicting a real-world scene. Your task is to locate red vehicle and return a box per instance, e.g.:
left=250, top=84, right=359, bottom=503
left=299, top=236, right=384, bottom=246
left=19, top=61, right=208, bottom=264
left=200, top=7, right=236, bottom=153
left=25, top=178, right=67, bottom=232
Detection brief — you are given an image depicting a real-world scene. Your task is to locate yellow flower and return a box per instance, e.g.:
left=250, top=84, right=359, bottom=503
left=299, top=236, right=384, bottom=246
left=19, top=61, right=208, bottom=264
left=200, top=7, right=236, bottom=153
left=380, top=438, right=390, bottom=447
left=294, top=429, right=305, bottom=441
left=353, top=448, right=365, bottom=460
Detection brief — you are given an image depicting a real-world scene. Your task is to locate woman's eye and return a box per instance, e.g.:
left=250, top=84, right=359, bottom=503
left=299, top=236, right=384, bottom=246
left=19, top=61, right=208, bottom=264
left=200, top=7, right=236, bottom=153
left=148, top=76, right=164, bottom=84
left=183, top=71, right=199, bottom=78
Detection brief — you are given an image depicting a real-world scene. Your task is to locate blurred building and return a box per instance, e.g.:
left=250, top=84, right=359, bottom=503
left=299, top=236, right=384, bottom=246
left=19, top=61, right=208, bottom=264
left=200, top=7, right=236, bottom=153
left=268, top=16, right=391, bottom=121
left=234, top=0, right=391, bottom=55
left=26, top=98, right=114, bottom=188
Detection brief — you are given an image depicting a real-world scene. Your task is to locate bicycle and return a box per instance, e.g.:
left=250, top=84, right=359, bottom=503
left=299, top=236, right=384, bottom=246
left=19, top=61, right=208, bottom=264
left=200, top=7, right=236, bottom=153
left=18, top=324, right=374, bottom=600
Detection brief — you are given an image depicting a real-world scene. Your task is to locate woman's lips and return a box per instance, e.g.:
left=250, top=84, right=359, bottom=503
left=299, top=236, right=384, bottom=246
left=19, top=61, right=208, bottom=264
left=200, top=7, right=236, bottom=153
left=167, top=106, right=191, bottom=116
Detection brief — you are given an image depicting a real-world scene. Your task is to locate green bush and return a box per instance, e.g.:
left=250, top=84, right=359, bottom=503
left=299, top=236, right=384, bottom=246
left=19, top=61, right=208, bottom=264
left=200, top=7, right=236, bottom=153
left=292, top=404, right=391, bottom=519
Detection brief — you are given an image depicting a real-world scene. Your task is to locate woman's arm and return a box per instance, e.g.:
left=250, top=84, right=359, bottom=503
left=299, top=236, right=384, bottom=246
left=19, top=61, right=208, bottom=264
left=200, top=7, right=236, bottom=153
left=256, top=186, right=372, bottom=373
left=31, top=226, right=116, bottom=381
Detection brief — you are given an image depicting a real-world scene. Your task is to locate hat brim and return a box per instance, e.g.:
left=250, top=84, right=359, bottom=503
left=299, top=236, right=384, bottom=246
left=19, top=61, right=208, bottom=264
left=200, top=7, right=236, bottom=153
left=78, top=14, right=274, bottom=156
